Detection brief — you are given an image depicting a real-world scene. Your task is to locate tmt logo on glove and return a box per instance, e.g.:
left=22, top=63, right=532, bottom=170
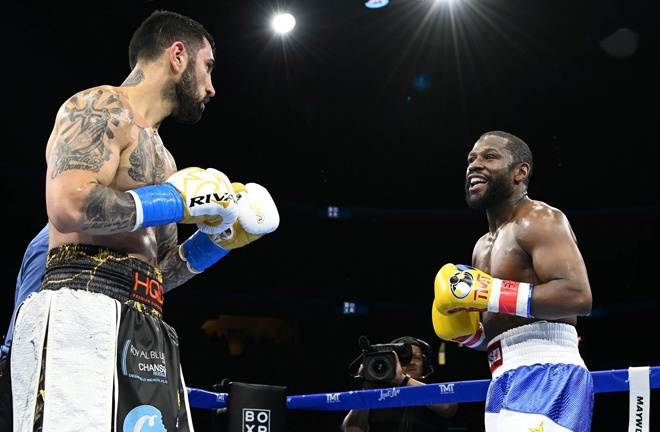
left=448, top=268, right=490, bottom=306
left=435, top=263, right=534, bottom=318
left=435, top=264, right=492, bottom=315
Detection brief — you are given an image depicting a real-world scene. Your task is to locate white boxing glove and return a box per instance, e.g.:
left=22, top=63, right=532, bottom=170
left=128, top=167, right=238, bottom=233
left=195, top=168, right=240, bottom=234
left=205, top=182, right=280, bottom=250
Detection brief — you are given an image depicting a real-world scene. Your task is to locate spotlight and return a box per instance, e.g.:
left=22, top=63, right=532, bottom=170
left=365, top=0, right=389, bottom=9
left=272, top=13, right=296, bottom=34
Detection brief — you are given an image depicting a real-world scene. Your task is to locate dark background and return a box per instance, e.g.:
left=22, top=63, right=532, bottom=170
left=2, top=0, right=659, bottom=430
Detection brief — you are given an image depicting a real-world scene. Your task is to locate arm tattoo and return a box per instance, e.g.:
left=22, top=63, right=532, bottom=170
left=157, top=224, right=195, bottom=292
left=158, top=223, right=179, bottom=260
left=80, top=185, right=136, bottom=232
left=50, top=90, right=124, bottom=179
left=160, top=247, right=196, bottom=293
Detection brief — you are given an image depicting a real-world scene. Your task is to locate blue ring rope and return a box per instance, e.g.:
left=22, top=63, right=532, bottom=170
left=186, top=366, right=660, bottom=411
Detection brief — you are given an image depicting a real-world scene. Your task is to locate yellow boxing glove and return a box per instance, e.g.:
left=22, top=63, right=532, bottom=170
left=431, top=306, right=485, bottom=349
left=433, top=263, right=534, bottom=318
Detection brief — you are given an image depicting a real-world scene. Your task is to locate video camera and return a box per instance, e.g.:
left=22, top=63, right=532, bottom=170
left=357, top=335, right=413, bottom=383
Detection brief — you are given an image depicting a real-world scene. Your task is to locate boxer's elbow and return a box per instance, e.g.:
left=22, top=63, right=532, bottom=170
left=47, top=180, right=102, bottom=233
left=572, top=288, right=593, bottom=316
left=47, top=207, right=85, bottom=233
left=47, top=196, right=88, bottom=233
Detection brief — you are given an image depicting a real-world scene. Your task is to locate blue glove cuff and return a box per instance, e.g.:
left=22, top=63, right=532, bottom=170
left=128, top=183, right=185, bottom=231
left=181, top=230, right=230, bottom=273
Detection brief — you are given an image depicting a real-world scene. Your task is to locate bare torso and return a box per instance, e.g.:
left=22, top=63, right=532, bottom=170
left=473, top=198, right=578, bottom=342
left=45, top=85, right=178, bottom=267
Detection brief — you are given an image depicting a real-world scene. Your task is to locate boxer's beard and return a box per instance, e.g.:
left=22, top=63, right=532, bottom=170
left=169, top=60, right=205, bottom=124
left=465, top=171, right=512, bottom=210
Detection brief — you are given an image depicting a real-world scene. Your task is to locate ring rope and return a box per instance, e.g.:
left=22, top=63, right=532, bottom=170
left=186, top=365, right=659, bottom=411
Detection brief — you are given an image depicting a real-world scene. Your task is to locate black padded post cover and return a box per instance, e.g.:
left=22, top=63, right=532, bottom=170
left=226, top=382, right=287, bottom=432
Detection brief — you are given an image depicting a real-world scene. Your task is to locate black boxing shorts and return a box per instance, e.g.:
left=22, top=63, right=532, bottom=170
left=11, top=244, right=194, bottom=431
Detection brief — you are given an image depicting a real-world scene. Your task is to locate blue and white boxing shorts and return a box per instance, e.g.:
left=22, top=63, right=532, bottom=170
left=485, top=321, right=594, bottom=432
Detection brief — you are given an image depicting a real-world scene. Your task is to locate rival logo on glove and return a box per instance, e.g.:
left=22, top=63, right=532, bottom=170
left=188, top=191, right=236, bottom=208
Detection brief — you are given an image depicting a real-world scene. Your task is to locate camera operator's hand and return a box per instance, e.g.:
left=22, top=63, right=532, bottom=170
left=391, top=351, right=410, bottom=387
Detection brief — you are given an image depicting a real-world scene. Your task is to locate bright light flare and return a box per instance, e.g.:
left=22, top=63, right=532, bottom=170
left=272, top=13, right=296, bottom=34
left=365, top=0, right=389, bottom=8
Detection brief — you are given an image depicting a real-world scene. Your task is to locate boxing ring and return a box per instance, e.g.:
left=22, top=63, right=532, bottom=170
left=187, top=366, right=658, bottom=430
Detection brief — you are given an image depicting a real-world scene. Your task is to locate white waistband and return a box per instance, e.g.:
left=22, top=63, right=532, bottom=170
left=487, top=321, right=586, bottom=379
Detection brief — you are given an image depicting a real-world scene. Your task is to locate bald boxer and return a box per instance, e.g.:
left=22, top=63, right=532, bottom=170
left=432, top=131, right=594, bottom=431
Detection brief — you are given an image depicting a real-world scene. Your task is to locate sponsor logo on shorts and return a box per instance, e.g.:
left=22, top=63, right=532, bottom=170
left=123, top=405, right=167, bottom=432
left=487, top=340, right=503, bottom=374
left=132, top=272, right=164, bottom=313
left=120, top=339, right=169, bottom=384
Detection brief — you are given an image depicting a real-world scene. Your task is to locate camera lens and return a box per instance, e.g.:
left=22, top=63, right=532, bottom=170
left=363, top=351, right=396, bottom=382
left=371, top=357, right=389, bottom=377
